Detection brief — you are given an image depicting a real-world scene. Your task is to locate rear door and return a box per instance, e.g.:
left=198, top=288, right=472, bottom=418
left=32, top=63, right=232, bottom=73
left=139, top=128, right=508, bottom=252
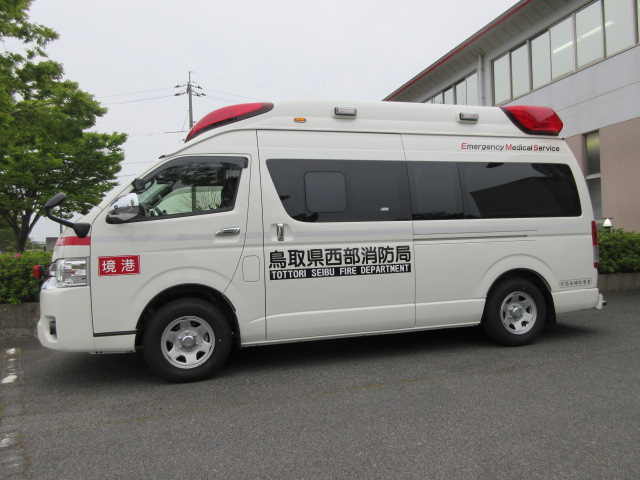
left=259, top=130, right=415, bottom=340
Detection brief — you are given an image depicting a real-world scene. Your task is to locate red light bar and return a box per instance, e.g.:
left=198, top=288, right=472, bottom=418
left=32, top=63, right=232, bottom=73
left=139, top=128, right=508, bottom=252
left=501, top=105, right=563, bottom=136
left=186, top=102, right=274, bottom=142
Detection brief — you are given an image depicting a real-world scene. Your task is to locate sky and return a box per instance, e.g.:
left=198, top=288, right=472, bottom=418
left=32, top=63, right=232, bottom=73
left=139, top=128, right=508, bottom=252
left=24, top=0, right=518, bottom=241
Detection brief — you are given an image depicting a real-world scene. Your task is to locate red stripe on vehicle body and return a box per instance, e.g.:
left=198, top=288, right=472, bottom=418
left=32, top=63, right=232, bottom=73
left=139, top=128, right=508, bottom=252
left=55, top=236, right=91, bottom=247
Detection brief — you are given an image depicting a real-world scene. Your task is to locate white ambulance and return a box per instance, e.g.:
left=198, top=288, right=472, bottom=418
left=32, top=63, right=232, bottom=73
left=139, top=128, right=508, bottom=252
left=38, top=99, right=604, bottom=382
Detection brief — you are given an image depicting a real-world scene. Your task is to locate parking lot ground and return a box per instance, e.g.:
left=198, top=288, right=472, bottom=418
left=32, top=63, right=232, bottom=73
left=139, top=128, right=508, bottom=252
left=1, top=291, right=639, bottom=479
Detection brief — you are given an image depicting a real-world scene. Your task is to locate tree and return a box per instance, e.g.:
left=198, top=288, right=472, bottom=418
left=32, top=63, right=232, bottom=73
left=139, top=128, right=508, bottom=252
left=0, top=0, right=127, bottom=251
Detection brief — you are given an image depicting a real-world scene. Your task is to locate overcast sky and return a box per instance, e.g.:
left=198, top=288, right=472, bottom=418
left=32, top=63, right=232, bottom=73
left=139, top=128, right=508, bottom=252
left=26, top=0, right=517, bottom=240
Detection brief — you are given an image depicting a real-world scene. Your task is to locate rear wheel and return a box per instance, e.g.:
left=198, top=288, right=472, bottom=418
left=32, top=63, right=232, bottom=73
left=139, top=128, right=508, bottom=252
left=482, top=278, right=547, bottom=346
left=143, top=298, right=231, bottom=382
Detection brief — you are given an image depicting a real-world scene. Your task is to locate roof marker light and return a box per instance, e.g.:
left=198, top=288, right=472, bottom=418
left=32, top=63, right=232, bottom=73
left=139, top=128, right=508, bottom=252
left=186, top=102, right=274, bottom=142
left=334, top=107, right=357, bottom=117
left=501, top=105, right=563, bottom=136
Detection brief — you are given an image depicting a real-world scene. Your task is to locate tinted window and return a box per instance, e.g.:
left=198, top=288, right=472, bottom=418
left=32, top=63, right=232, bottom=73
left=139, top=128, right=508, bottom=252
left=267, top=159, right=411, bottom=222
left=408, top=162, right=463, bottom=220
left=133, top=157, right=244, bottom=220
left=305, top=172, right=347, bottom=213
left=459, top=162, right=581, bottom=218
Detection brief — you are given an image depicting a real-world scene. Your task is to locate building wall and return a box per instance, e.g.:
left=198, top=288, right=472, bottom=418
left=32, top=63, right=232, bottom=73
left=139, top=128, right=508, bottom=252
left=566, top=117, right=640, bottom=232
left=389, top=0, right=640, bottom=231
left=507, top=46, right=640, bottom=138
left=600, top=118, right=640, bottom=232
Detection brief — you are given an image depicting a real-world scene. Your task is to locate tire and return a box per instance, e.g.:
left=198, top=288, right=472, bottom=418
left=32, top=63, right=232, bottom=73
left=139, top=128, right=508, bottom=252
left=143, top=298, right=232, bottom=382
left=482, top=278, right=547, bottom=346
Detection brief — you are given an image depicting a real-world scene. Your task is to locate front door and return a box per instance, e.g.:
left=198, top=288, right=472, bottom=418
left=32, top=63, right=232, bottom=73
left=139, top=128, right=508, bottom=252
left=90, top=155, right=250, bottom=335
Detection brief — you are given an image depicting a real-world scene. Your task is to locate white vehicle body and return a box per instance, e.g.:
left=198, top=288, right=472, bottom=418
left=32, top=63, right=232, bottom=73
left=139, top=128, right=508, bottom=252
left=38, top=99, right=603, bottom=382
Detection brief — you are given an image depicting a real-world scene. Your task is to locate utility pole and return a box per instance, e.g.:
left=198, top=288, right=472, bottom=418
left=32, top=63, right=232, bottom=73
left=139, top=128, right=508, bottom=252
left=175, top=71, right=205, bottom=129
left=187, top=71, right=194, bottom=128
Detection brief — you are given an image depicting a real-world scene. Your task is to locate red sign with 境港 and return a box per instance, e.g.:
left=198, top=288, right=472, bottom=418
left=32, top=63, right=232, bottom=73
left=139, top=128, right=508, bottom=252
left=98, top=256, right=141, bottom=276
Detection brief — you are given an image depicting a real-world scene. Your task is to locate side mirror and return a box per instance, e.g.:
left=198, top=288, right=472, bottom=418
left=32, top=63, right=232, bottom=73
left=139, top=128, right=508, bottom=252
left=43, top=192, right=91, bottom=238
left=44, top=192, right=68, bottom=210
left=107, top=193, right=140, bottom=223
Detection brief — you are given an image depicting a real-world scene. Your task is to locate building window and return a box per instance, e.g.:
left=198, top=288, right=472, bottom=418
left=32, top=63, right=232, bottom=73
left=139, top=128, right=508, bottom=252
left=455, top=80, right=467, bottom=106
left=576, top=2, right=604, bottom=68
left=585, top=131, right=602, bottom=220
left=466, top=72, right=479, bottom=105
left=550, top=17, right=575, bottom=79
left=531, top=31, right=551, bottom=89
left=511, top=44, right=530, bottom=97
left=493, top=54, right=511, bottom=104
left=491, top=0, right=640, bottom=105
left=426, top=72, right=478, bottom=106
left=443, top=87, right=454, bottom=105
left=605, top=0, right=636, bottom=55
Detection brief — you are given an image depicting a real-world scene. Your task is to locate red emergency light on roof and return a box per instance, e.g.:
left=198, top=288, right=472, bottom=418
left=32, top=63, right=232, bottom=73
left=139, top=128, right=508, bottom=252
left=185, top=102, right=274, bottom=142
left=501, top=105, right=563, bottom=136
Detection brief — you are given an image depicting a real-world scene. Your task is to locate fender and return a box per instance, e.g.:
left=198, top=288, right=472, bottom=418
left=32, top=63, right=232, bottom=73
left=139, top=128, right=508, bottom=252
left=475, top=254, right=555, bottom=299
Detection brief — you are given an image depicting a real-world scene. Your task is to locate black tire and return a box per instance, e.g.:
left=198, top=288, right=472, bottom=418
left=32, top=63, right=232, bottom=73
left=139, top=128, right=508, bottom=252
left=482, top=278, right=547, bottom=346
left=143, top=298, right=232, bottom=382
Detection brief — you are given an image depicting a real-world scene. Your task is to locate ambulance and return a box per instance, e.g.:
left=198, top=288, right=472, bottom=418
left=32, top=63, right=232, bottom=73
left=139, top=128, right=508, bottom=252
left=37, top=99, right=604, bottom=382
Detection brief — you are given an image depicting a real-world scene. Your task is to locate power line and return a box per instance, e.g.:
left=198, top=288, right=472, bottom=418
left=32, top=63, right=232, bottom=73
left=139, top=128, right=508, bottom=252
left=103, top=94, right=176, bottom=106
left=193, top=71, right=320, bottom=98
left=97, top=87, right=176, bottom=98
left=199, top=95, right=245, bottom=104
left=199, top=87, right=265, bottom=102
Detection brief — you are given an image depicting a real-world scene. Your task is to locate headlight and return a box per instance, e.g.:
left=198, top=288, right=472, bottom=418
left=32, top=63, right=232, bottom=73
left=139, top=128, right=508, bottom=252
left=53, top=258, right=90, bottom=287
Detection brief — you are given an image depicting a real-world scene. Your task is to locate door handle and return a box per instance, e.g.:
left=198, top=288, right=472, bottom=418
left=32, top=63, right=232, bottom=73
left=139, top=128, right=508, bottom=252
left=216, top=227, right=240, bottom=236
left=276, top=223, right=285, bottom=242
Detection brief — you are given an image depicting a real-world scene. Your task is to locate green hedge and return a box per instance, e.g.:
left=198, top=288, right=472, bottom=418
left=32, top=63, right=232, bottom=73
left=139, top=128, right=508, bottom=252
left=0, top=251, right=52, bottom=304
left=598, top=229, right=640, bottom=274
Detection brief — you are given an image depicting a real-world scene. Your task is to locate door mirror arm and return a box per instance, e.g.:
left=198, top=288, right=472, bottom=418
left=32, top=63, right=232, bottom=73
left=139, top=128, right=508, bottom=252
left=43, top=193, right=91, bottom=238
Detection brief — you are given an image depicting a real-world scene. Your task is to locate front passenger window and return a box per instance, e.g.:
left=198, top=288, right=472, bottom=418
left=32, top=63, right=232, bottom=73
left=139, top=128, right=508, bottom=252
left=135, top=157, right=244, bottom=219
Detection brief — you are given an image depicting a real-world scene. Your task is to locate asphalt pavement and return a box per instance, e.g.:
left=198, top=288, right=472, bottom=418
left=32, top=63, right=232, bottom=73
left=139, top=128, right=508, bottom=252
left=1, top=291, right=639, bottom=479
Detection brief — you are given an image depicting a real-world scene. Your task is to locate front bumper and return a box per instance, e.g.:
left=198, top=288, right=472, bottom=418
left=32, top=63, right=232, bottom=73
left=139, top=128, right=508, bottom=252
left=38, top=286, right=96, bottom=352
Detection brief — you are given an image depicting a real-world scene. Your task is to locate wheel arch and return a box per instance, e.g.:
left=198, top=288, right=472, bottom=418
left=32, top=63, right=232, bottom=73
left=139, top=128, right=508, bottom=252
left=483, top=269, right=556, bottom=325
left=134, top=283, right=240, bottom=348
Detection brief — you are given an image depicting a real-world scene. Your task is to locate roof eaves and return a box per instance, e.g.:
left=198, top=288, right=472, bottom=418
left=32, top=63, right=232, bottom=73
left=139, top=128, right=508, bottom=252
left=383, top=0, right=534, bottom=101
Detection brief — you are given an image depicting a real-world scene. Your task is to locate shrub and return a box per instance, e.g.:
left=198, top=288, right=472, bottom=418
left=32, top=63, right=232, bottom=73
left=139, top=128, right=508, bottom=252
left=598, top=229, right=640, bottom=274
left=0, top=251, right=52, bottom=304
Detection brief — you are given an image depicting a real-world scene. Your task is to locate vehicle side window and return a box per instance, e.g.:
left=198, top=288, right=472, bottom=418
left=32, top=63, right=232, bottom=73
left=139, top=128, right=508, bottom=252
left=267, top=159, right=411, bottom=222
left=304, top=172, right=347, bottom=213
left=134, top=157, right=244, bottom=220
left=459, top=162, right=581, bottom=218
left=407, top=162, right=464, bottom=220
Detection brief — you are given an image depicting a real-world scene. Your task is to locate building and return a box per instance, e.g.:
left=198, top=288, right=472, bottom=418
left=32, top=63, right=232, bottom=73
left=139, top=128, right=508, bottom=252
left=385, top=0, right=640, bottom=231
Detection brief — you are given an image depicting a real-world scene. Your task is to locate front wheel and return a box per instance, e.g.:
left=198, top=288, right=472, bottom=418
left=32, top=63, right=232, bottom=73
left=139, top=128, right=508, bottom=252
left=482, top=278, right=547, bottom=346
left=143, top=298, right=232, bottom=382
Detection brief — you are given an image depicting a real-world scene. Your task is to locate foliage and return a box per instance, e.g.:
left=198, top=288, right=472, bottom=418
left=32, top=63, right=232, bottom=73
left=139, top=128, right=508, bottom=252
left=0, top=0, right=127, bottom=252
left=0, top=217, right=14, bottom=252
left=598, top=229, right=640, bottom=274
left=0, top=250, right=51, bottom=303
